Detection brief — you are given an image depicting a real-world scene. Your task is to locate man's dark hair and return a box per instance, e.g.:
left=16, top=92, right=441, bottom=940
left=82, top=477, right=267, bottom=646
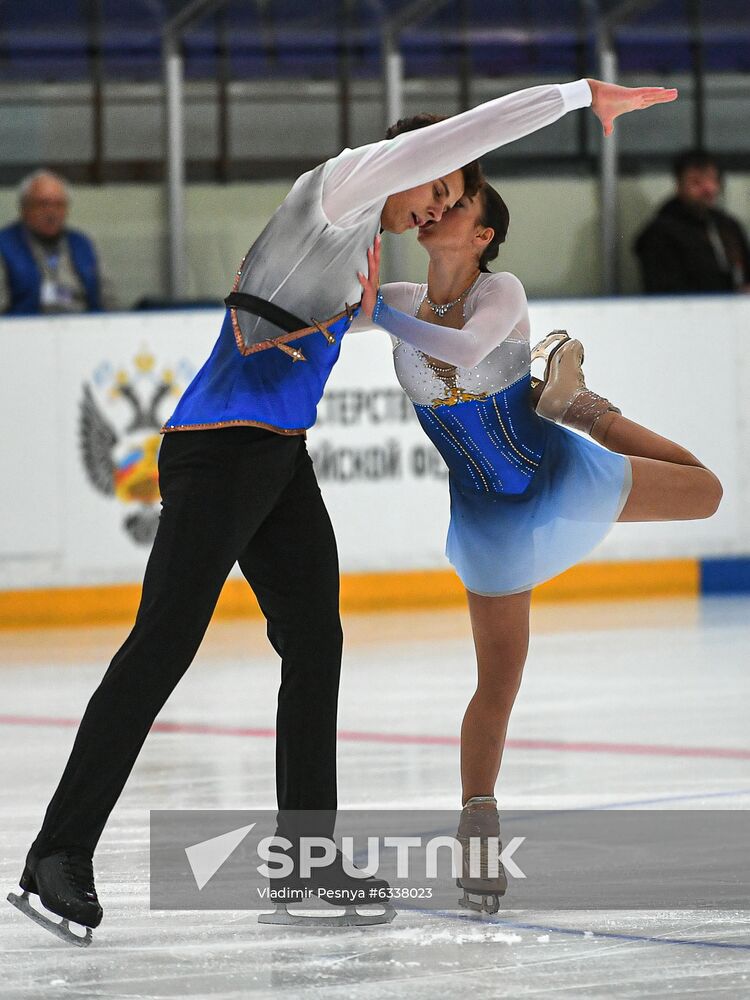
left=673, top=149, right=721, bottom=181
left=384, top=114, right=483, bottom=198
left=477, top=182, right=510, bottom=272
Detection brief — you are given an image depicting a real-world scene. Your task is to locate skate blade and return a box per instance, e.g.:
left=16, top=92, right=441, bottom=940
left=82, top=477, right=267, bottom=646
left=459, top=891, right=502, bottom=916
left=7, top=891, right=93, bottom=947
left=258, top=902, right=396, bottom=928
left=530, top=330, right=570, bottom=363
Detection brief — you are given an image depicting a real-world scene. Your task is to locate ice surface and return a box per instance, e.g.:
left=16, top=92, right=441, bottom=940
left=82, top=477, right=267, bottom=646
left=2, top=597, right=749, bottom=998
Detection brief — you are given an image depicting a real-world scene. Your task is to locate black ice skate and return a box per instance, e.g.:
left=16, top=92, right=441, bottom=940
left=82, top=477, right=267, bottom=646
left=7, top=850, right=103, bottom=947
left=258, top=848, right=396, bottom=928
left=456, top=796, right=507, bottom=915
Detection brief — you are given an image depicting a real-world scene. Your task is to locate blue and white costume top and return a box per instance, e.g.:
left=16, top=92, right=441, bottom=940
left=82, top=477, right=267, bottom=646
left=163, top=80, right=593, bottom=436
left=374, top=273, right=544, bottom=497
left=372, top=275, right=632, bottom=596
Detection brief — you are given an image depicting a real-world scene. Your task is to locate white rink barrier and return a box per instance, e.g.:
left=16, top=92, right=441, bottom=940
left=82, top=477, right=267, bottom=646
left=0, top=294, right=748, bottom=592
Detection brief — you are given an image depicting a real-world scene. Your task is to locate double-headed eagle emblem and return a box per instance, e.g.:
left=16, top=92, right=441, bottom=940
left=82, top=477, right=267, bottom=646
left=79, top=351, right=181, bottom=545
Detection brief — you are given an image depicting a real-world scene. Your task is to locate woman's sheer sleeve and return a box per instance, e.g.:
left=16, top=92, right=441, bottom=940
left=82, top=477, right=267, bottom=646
left=372, top=273, right=528, bottom=368
left=346, top=282, right=415, bottom=339
left=322, top=80, right=591, bottom=226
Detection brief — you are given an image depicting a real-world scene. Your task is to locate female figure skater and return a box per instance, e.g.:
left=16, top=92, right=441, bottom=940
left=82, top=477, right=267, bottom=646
left=357, top=185, right=722, bottom=913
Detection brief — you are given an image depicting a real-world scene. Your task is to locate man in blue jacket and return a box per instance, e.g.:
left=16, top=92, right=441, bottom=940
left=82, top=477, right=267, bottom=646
left=0, top=170, right=113, bottom=315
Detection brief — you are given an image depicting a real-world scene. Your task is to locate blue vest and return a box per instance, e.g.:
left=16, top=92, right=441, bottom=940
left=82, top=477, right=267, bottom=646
left=0, top=222, right=102, bottom=314
left=164, top=307, right=357, bottom=434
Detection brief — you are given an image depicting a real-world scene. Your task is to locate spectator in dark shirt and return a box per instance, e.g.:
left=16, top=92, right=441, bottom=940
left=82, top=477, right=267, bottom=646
left=0, top=169, right=115, bottom=315
left=634, top=150, right=750, bottom=295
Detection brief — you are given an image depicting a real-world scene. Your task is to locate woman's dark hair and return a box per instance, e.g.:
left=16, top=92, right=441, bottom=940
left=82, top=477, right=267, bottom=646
left=384, top=114, right=483, bottom=199
left=476, top=181, right=510, bottom=273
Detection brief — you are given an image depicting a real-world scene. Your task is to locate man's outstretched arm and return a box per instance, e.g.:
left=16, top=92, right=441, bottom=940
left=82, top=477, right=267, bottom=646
left=323, top=79, right=677, bottom=226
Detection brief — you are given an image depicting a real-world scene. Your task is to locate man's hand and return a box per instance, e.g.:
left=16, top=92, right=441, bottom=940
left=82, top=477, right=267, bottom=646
left=357, top=234, right=381, bottom=318
left=587, top=79, right=678, bottom=137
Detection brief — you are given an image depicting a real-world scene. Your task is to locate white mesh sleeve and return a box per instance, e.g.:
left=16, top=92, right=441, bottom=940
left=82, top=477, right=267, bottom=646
left=322, top=81, right=591, bottom=226
left=371, top=273, right=528, bottom=368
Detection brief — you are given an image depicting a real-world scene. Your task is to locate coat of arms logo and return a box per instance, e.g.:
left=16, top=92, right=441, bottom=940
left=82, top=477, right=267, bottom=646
left=79, top=348, right=193, bottom=545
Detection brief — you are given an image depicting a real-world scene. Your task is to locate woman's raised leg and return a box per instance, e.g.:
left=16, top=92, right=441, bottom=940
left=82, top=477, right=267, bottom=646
left=535, top=337, right=722, bottom=522
left=591, top=413, right=722, bottom=522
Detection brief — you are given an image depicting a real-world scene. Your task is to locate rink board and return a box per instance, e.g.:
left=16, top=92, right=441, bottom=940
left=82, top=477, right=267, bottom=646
left=0, top=295, right=747, bottom=622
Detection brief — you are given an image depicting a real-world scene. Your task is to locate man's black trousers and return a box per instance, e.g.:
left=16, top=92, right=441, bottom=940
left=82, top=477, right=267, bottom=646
left=30, top=426, right=342, bottom=859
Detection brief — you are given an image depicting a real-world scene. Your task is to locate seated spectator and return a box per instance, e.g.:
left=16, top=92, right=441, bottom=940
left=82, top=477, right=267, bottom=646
left=0, top=169, right=115, bottom=315
left=634, top=150, right=750, bottom=295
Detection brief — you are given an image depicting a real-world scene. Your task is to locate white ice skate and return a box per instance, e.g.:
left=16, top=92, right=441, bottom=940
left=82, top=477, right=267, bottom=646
left=456, top=796, right=507, bottom=916
left=535, top=338, right=621, bottom=434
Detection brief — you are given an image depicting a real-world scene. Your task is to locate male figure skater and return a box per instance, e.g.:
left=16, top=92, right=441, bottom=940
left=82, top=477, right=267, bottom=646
left=9, top=77, right=676, bottom=943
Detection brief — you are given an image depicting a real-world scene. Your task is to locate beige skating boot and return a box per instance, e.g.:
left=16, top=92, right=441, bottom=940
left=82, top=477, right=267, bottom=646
left=456, top=796, right=507, bottom=915
left=535, top=338, right=620, bottom=434
left=529, top=330, right=570, bottom=405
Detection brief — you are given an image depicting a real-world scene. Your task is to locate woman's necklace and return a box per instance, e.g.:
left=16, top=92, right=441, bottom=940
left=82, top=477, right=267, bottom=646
left=425, top=272, right=481, bottom=318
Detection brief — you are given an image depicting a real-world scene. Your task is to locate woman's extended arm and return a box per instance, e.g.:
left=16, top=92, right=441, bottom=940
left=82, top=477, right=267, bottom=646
left=372, top=274, right=527, bottom=368
left=358, top=236, right=527, bottom=368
